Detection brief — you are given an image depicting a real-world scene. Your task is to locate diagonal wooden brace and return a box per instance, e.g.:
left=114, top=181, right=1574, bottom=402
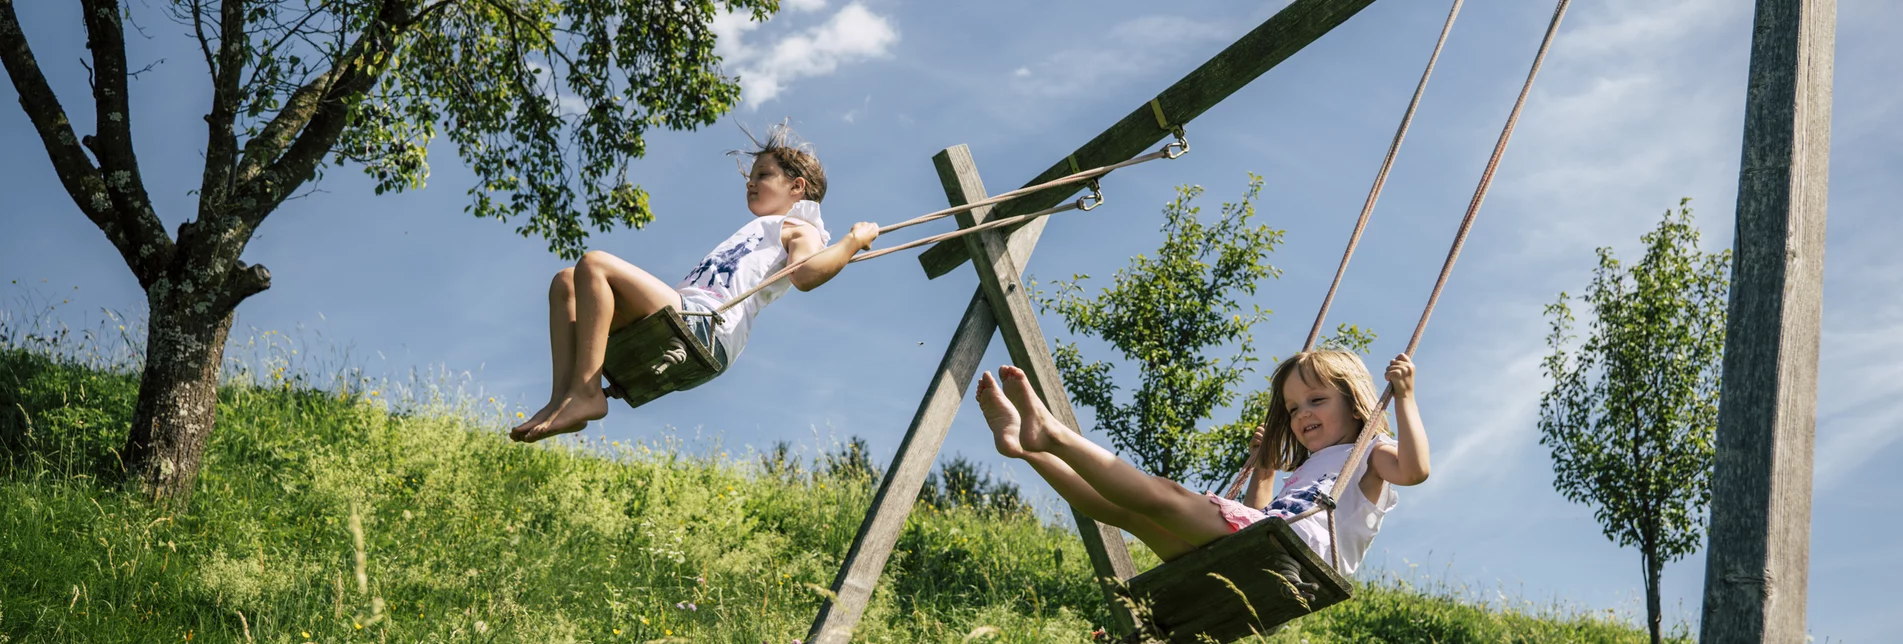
left=938, top=144, right=1143, bottom=630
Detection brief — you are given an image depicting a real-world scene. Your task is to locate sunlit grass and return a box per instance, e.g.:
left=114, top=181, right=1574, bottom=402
left=0, top=301, right=1681, bottom=642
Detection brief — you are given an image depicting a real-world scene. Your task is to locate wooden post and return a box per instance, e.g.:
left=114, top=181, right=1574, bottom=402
left=803, top=223, right=1055, bottom=644
left=1699, top=1, right=1833, bottom=642
left=936, top=144, right=1142, bottom=630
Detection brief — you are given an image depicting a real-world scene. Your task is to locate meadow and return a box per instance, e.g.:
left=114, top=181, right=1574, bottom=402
left=0, top=310, right=1680, bottom=643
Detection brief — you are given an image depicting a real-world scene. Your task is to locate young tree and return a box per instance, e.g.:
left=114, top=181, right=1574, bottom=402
left=0, top=0, right=773, bottom=503
left=1035, top=176, right=1284, bottom=489
left=1539, top=199, right=1730, bottom=644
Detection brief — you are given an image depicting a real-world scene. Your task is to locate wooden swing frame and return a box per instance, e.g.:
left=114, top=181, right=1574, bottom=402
left=596, top=0, right=1831, bottom=641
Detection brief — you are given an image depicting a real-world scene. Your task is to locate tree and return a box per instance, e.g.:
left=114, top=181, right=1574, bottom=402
left=1539, top=199, right=1730, bottom=644
left=0, top=0, right=773, bottom=503
left=1035, top=175, right=1285, bottom=489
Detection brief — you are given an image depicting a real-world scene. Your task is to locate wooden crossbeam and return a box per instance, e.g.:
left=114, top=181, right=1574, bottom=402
left=916, top=0, right=1380, bottom=280
left=1698, top=0, right=1834, bottom=641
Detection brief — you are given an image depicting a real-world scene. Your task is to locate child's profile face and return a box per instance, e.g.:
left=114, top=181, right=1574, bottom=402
left=745, top=154, right=806, bottom=217
left=1281, top=367, right=1361, bottom=453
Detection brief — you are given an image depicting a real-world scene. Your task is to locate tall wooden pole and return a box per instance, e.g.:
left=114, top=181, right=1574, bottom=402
left=1699, top=1, right=1834, bottom=642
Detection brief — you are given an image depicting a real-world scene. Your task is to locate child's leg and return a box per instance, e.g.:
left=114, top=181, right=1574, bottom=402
left=997, top=366, right=1234, bottom=547
left=511, top=268, right=582, bottom=438
left=519, top=251, right=681, bottom=442
left=976, top=373, right=1197, bottom=560
left=1022, top=452, right=1199, bottom=561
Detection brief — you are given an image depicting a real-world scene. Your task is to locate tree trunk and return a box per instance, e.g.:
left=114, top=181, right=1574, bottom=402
left=1645, top=548, right=1663, bottom=644
left=121, top=272, right=239, bottom=507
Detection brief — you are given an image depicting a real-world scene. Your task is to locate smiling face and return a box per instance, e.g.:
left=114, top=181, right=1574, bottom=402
left=745, top=154, right=807, bottom=217
left=1280, top=364, right=1363, bottom=454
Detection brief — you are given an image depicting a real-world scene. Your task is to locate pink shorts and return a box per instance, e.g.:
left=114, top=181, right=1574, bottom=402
left=1205, top=493, right=1269, bottom=532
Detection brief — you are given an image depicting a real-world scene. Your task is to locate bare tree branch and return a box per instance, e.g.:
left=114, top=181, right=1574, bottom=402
left=188, top=0, right=215, bottom=75
left=220, top=260, right=273, bottom=310
left=228, top=0, right=412, bottom=234
left=1, top=0, right=173, bottom=286
left=195, top=0, right=248, bottom=219
left=397, top=0, right=463, bottom=31
left=79, top=0, right=168, bottom=252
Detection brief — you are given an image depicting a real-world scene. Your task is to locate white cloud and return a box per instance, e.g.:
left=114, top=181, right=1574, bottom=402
left=717, top=3, right=899, bottom=109
left=842, top=94, right=872, bottom=123
left=1006, top=14, right=1231, bottom=98
left=784, top=0, right=827, bottom=12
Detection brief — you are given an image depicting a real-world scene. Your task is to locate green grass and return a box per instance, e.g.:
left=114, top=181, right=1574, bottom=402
left=0, top=345, right=1676, bottom=643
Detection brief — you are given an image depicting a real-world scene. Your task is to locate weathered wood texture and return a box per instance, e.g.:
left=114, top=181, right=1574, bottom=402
left=805, top=220, right=1052, bottom=644
left=937, top=144, right=1142, bottom=631
left=916, top=0, right=1380, bottom=280
left=599, top=307, right=722, bottom=409
left=1120, top=517, right=1351, bottom=643
left=1699, top=1, right=1834, bottom=642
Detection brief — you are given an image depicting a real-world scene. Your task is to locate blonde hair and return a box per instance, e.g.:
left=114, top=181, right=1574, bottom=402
left=1258, top=350, right=1386, bottom=471
left=732, top=121, right=828, bottom=203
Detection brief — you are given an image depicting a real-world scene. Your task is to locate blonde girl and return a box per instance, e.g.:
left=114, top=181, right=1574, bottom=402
left=975, top=350, right=1430, bottom=577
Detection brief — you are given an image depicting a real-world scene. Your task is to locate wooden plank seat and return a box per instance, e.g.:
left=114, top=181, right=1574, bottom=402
left=599, top=306, right=723, bottom=409
left=1117, top=517, right=1352, bottom=643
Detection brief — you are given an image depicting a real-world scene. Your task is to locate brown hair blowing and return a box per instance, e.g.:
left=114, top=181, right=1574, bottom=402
left=734, top=121, right=828, bottom=203
left=1259, top=350, right=1386, bottom=471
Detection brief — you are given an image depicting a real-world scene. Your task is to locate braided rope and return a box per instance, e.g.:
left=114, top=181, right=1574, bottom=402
left=1218, top=0, right=1466, bottom=500
left=1295, top=0, right=1571, bottom=573
left=699, top=142, right=1183, bottom=318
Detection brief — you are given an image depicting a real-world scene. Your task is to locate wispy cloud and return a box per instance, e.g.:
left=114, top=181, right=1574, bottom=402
left=842, top=94, right=872, bottom=123
left=1403, top=0, right=1750, bottom=503
left=1007, top=15, right=1233, bottom=98
left=714, top=2, right=900, bottom=109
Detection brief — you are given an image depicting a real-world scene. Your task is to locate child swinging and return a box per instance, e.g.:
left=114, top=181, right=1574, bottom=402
left=512, top=125, right=879, bottom=442
left=976, top=350, right=1431, bottom=583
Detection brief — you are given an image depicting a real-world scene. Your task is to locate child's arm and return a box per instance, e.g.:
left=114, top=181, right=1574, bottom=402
left=1242, top=425, right=1276, bottom=508
left=1368, top=354, right=1431, bottom=496
left=785, top=220, right=878, bottom=292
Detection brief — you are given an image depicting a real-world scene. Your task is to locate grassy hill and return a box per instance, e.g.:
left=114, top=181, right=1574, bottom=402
left=0, top=347, right=1674, bottom=643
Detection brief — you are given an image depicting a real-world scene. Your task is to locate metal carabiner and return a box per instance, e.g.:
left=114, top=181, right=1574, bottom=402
left=1164, top=129, right=1190, bottom=159
left=1077, top=181, right=1105, bottom=212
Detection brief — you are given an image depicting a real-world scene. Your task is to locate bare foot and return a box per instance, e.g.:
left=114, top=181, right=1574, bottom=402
left=997, top=365, right=1064, bottom=452
left=518, top=387, right=610, bottom=443
left=975, top=372, right=1028, bottom=459
left=510, top=401, right=559, bottom=441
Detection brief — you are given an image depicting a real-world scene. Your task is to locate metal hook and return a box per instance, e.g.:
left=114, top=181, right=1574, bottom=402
left=1164, top=129, right=1190, bottom=159
left=1077, top=181, right=1104, bottom=211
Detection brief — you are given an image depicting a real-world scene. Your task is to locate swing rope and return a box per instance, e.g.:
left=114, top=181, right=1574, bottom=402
left=684, top=132, right=1191, bottom=320
left=1224, top=0, right=1571, bottom=574
left=1214, top=0, right=1464, bottom=501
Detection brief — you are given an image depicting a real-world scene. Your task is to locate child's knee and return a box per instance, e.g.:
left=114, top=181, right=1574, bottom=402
left=549, top=268, right=577, bottom=296
left=578, top=250, right=618, bottom=272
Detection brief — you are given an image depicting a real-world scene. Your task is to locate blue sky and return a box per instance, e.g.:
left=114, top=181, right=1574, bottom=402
left=3, top=0, right=1898, bottom=639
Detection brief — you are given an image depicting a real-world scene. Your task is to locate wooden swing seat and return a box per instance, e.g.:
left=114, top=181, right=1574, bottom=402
left=1118, top=516, right=1352, bottom=643
left=600, top=306, right=723, bottom=409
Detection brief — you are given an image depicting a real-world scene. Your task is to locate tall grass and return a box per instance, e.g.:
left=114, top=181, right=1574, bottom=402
left=0, top=299, right=1679, bottom=643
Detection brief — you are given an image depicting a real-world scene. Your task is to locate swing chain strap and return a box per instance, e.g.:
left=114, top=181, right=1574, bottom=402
left=1230, top=0, right=1570, bottom=577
